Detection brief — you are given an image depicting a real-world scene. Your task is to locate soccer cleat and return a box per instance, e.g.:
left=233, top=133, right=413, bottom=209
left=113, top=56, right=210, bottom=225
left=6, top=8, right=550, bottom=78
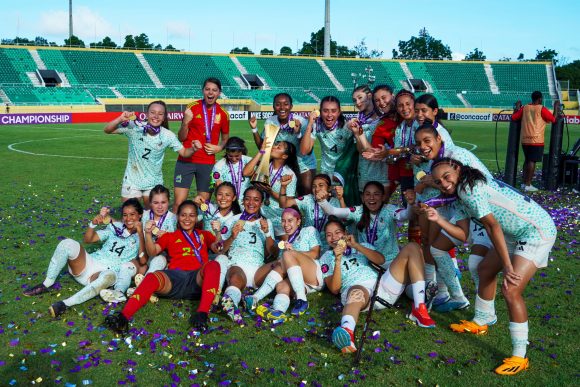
left=100, top=289, right=127, bottom=303
left=49, top=301, right=67, bottom=318
left=332, top=326, right=357, bottom=353
left=524, top=185, right=539, bottom=192
left=494, top=356, right=529, bottom=375
left=291, top=299, right=308, bottom=317
left=244, top=295, right=257, bottom=313
left=424, top=280, right=438, bottom=309
left=450, top=320, right=489, bottom=335
left=221, top=294, right=243, bottom=325
left=104, top=312, right=129, bottom=334
left=266, top=309, right=288, bottom=323
left=433, top=298, right=470, bottom=313
left=23, top=283, right=51, bottom=297
left=189, top=311, right=209, bottom=332
left=134, top=273, right=144, bottom=287
left=255, top=304, right=271, bottom=319
left=408, top=303, right=436, bottom=328
left=432, top=292, right=450, bottom=307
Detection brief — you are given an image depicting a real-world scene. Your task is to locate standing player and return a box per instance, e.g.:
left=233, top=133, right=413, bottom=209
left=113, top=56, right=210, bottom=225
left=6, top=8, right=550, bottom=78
left=250, top=93, right=316, bottom=195
left=429, top=157, right=557, bottom=375
left=175, top=78, right=230, bottom=212
left=104, top=200, right=222, bottom=333
left=104, top=101, right=194, bottom=208
left=23, top=199, right=145, bottom=317
left=511, top=92, right=559, bottom=191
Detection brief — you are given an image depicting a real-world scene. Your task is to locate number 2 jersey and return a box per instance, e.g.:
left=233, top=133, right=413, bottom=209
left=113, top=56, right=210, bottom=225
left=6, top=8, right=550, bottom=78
left=319, top=242, right=380, bottom=294
left=92, top=223, right=140, bottom=272
left=116, top=120, right=183, bottom=190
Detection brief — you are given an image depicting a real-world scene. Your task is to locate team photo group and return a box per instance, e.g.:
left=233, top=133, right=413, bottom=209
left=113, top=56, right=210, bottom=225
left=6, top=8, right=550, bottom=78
left=22, top=76, right=558, bottom=377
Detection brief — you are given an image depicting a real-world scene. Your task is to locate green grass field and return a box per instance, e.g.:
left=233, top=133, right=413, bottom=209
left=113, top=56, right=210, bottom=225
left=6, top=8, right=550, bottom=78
left=1, top=120, right=578, bottom=386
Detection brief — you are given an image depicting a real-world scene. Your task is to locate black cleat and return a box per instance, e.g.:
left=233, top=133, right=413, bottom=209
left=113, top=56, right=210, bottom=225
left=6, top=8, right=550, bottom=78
left=49, top=301, right=67, bottom=318
left=104, top=312, right=129, bottom=334
left=23, top=283, right=50, bottom=297
left=189, top=311, right=209, bottom=332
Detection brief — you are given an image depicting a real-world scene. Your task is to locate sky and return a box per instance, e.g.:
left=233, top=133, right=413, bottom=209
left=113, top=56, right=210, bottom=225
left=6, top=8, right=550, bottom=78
left=1, top=0, right=578, bottom=62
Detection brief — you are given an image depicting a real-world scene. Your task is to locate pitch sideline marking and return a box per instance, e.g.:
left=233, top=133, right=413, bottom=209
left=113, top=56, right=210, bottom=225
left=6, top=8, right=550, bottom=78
left=8, top=135, right=126, bottom=160
left=453, top=141, right=478, bottom=151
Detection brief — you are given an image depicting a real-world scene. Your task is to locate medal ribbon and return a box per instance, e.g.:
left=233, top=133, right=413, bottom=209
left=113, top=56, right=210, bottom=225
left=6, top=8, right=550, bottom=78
left=279, top=113, right=294, bottom=133
left=228, top=159, right=244, bottom=196
left=314, top=201, right=327, bottom=232
left=269, top=163, right=285, bottom=187
left=149, top=210, right=168, bottom=229
left=202, top=101, right=216, bottom=142
left=366, top=212, right=380, bottom=245
left=358, top=110, right=374, bottom=125
left=181, top=229, right=203, bottom=264
left=240, top=210, right=260, bottom=221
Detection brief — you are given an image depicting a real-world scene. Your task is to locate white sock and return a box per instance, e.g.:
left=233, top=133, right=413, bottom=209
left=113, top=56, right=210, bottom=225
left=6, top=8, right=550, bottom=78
left=63, top=270, right=116, bottom=307
left=252, top=271, right=283, bottom=302
left=431, top=247, right=465, bottom=300
left=286, top=266, right=306, bottom=301
left=224, top=286, right=242, bottom=307
left=424, top=263, right=436, bottom=282
left=340, top=315, right=356, bottom=331
left=509, top=321, right=529, bottom=358
left=411, top=280, right=426, bottom=308
left=272, top=293, right=290, bottom=313
left=44, top=239, right=81, bottom=288
left=114, top=262, right=137, bottom=292
left=468, top=255, right=484, bottom=291
left=146, top=255, right=167, bottom=274
left=473, top=295, right=496, bottom=326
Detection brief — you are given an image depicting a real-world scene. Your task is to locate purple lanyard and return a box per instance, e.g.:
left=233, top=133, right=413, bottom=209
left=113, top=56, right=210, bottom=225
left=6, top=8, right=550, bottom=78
left=279, top=113, right=294, bottom=132
left=110, top=222, right=127, bottom=238
left=227, top=159, right=244, bottom=196
left=181, top=229, right=203, bottom=264
left=143, top=123, right=161, bottom=136
left=316, top=118, right=338, bottom=133
left=240, top=210, right=260, bottom=221
left=211, top=206, right=232, bottom=218
left=202, top=101, right=216, bottom=142
left=401, top=121, right=413, bottom=147
left=358, top=111, right=374, bottom=125
left=437, top=142, right=446, bottom=159
left=313, top=201, right=327, bottom=232
left=269, top=163, right=285, bottom=187
left=423, top=195, right=457, bottom=207
left=288, top=227, right=301, bottom=244
left=366, top=211, right=381, bottom=245
left=149, top=210, right=168, bottom=229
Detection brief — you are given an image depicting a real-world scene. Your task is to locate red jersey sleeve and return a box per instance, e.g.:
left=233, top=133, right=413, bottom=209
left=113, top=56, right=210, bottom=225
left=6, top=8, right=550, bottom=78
left=371, top=119, right=397, bottom=148
left=220, top=107, right=230, bottom=135
left=541, top=107, right=556, bottom=123
left=155, top=231, right=172, bottom=253
left=511, top=107, right=523, bottom=121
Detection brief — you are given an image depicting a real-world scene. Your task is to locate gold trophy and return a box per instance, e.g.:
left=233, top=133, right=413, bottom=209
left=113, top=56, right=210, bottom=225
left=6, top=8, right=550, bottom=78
left=251, top=123, right=281, bottom=190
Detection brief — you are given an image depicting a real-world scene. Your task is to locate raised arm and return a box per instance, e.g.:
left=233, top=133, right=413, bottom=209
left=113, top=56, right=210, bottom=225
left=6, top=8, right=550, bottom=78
left=249, top=115, right=263, bottom=149
left=104, top=111, right=132, bottom=134
left=317, top=198, right=351, bottom=219
left=178, top=108, right=193, bottom=142
left=300, top=111, right=318, bottom=155
left=143, top=221, right=162, bottom=257
left=278, top=175, right=297, bottom=208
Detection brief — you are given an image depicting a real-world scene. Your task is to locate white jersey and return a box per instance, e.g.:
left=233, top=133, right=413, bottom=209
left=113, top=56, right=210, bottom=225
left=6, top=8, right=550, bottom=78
left=264, top=114, right=316, bottom=172
left=295, top=194, right=342, bottom=250
left=211, top=155, right=252, bottom=198
left=261, top=164, right=297, bottom=234
left=313, top=120, right=353, bottom=175
left=116, top=120, right=183, bottom=190
left=356, top=118, right=388, bottom=191
left=221, top=214, right=274, bottom=267
left=92, top=223, right=140, bottom=271
left=279, top=226, right=321, bottom=258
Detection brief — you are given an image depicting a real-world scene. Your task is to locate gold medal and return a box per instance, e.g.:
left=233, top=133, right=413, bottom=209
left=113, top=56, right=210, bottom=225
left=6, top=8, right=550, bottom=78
left=236, top=220, right=246, bottom=229
left=200, top=203, right=209, bottom=212
left=312, top=109, right=320, bottom=118
left=337, top=239, right=347, bottom=248
left=288, top=120, right=296, bottom=129
left=102, top=215, right=111, bottom=224
left=151, top=226, right=160, bottom=236
left=416, top=171, right=426, bottom=181
left=277, top=241, right=286, bottom=250
left=129, top=113, right=136, bottom=121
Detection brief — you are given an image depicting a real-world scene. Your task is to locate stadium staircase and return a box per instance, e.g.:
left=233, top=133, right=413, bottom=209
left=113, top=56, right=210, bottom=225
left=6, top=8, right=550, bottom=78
left=28, top=49, right=47, bottom=70
left=135, top=53, right=164, bottom=88
left=317, top=59, right=345, bottom=91
left=483, top=63, right=500, bottom=94
left=0, top=89, right=11, bottom=104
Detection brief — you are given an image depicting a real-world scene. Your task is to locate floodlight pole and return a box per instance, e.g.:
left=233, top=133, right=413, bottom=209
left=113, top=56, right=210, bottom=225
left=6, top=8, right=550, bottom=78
left=324, top=0, right=330, bottom=58
left=69, top=0, right=73, bottom=42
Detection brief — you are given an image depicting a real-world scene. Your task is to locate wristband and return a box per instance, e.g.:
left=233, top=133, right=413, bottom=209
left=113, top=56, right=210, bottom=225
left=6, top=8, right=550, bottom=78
left=280, top=193, right=286, bottom=197
left=89, top=222, right=97, bottom=229
left=264, top=231, right=273, bottom=239
left=259, top=150, right=266, bottom=154
left=252, top=129, right=258, bottom=133
left=310, top=132, right=316, bottom=139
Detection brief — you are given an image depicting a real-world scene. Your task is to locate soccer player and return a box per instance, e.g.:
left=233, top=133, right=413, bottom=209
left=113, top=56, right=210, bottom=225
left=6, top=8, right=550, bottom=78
left=250, top=93, right=316, bottom=195
left=429, top=157, right=557, bottom=375
left=175, top=78, right=230, bottom=212
left=215, top=186, right=276, bottom=324
left=211, top=137, right=252, bottom=205
left=322, top=218, right=436, bottom=354
left=511, top=92, right=559, bottom=192
left=23, top=199, right=145, bottom=318
left=104, top=101, right=194, bottom=208
left=103, top=200, right=222, bottom=333
left=245, top=207, right=321, bottom=320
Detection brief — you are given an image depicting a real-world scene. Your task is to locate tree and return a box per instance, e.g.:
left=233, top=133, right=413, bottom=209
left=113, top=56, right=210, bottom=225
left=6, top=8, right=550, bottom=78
left=260, top=48, right=273, bottom=55
left=392, top=28, right=452, bottom=60
left=34, top=36, right=48, bottom=46
left=154, top=44, right=162, bottom=50
left=164, top=44, right=177, bottom=51
left=123, top=35, right=136, bottom=48
left=90, top=36, right=117, bottom=48
left=298, top=27, right=356, bottom=57
left=498, top=57, right=512, bottom=62
left=463, top=48, right=486, bottom=61
left=279, top=46, right=293, bottom=56
left=535, top=47, right=558, bottom=65
left=555, top=60, right=580, bottom=89
left=134, top=33, right=153, bottom=49
left=64, top=35, right=85, bottom=47
left=517, top=53, right=525, bottom=61
left=353, top=38, right=383, bottom=59
left=230, top=47, right=254, bottom=54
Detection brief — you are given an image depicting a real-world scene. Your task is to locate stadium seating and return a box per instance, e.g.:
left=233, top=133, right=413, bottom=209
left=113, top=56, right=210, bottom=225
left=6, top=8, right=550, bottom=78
left=0, top=46, right=556, bottom=109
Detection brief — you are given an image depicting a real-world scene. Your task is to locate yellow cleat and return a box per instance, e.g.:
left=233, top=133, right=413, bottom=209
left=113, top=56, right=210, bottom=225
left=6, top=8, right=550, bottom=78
left=450, top=320, right=488, bottom=335
left=494, top=356, right=529, bottom=375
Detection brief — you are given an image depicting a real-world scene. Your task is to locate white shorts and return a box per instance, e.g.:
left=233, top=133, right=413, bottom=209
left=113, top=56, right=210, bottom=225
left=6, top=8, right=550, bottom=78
left=506, top=232, right=556, bottom=268
left=68, top=252, right=109, bottom=286
left=305, top=260, right=324, bottom=294
left=440, top=220, right=492, bottom=249
left=341, top=274, right=403, bottom=312
left=232, top=264, right=260, bottom=288
left=121, top=184, right=151, bottom=199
